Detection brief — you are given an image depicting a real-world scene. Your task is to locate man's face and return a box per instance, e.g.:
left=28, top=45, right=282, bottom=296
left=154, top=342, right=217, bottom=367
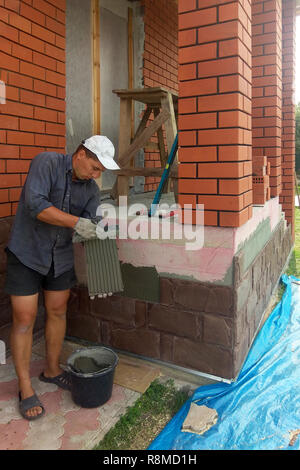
left=73, top=149, right=105, bottom=180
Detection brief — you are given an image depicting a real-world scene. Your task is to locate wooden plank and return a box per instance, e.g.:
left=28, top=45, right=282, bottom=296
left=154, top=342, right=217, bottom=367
left=128, top=7, right=134, bottom=186
left=115, top=167, right=177, bottom=177
left=154, top=108, right=167, bottom=166
left=92, top=0, right=101, bottom=188
left=133, top=106, right=152, bottom=141
left=92, top=0, right=100, bottom=135
left=119, top=108, right=170, bottom=167
left=153, top=107, right=167, bottom=193
left=114, top=356, right=160, bottom=393
left=113, top=87, right=178, bottom=106
left=128, top=8, right=134, bottom=140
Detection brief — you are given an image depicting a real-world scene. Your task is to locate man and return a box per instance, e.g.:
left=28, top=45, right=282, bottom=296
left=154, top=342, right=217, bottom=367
left=4, top=135, right=120, bottom=421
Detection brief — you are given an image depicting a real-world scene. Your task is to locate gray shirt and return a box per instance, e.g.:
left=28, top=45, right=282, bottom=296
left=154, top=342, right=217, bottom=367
left=8, top=152, right=101, bottom=277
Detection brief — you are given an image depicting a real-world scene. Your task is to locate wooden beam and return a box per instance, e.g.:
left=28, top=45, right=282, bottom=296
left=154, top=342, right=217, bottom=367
left=128, top=7, right=134, bottom=140
left=134, top=106, right=152, bottom=141
left=119, top=108, right=170, bottom=167
left=92, top=0, right=101, bottom=190
left=115, top=167, right=178, bottom=177
left=117, top=97, right=132, bottom=196
left=92, top=0, right=100, bottom=135
left=128, top=7, right=134, bottom=187
left=154, top=108, right=167, bottom=166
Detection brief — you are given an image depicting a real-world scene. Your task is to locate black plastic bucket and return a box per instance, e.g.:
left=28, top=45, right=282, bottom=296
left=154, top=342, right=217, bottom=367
left=67, top=346, right=119, bottom=408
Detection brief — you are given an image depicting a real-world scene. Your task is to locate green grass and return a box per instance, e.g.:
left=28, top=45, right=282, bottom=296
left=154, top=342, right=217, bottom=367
left=274, top=206, right=300, bottom=305
left=285, top=206, right=300, bottom=278
left=93, top=379, right=189, bottom=450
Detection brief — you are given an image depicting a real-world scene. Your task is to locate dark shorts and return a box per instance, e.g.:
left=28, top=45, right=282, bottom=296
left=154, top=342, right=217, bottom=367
left=4, top=249, right=77, bottom=296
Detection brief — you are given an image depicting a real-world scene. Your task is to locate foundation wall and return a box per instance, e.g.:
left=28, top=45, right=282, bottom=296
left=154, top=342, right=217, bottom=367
left=67, top=212, right=292, bottom=381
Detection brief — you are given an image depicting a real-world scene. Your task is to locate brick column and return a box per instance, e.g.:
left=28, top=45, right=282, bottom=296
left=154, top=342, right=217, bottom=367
left=252, top=0, right=282, bottom=198
left=0, top=0, right=66, bottom=219
left=177, top=0, right=252, bottom=227
left=280, top=0, right=296, bottom=234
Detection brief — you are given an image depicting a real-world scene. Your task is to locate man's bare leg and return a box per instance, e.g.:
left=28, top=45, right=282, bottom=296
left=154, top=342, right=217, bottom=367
left=43, top=289, right=70, bottom=378
left=10, top=294, right=43, bottom=418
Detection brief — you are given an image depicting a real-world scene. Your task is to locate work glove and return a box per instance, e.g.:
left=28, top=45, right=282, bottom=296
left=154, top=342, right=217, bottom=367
left=96, top=219, right=119, bottom=239
left=74, top=217, right=97, bottom=240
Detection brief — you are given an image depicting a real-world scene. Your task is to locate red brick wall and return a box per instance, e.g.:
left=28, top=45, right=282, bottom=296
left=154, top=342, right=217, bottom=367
left=177, top=0, right=253, bottom=227
left=142, top=0, right=178, bottom=192
left=0, top=0, right=66, bottom=219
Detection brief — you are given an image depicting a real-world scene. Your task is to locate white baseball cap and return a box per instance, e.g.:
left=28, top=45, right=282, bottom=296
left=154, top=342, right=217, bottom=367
left=82, top=135, right=120, bottom=170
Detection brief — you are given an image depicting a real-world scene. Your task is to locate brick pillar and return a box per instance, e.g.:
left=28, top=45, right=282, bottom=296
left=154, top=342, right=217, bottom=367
left=252, top=0, right=282, bottom=198
left=0, top=0, right=66, bottom=219
left=177, top=0, right=252, bottom=227
left=280, top=0, right=296, bottom=235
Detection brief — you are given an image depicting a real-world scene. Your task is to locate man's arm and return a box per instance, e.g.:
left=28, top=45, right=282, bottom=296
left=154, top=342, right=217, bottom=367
left=37, top=206, right=79, bottom=228
left=38, top=206, right=97, bottom=239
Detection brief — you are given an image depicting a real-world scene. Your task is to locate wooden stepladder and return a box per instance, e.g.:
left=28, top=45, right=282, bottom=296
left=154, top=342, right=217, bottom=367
left=111, top=87, right=178, bottom=200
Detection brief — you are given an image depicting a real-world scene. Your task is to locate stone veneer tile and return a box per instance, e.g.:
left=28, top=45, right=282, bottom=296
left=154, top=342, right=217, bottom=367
left=173, top=337, right=233, bottom=378
left=111, top=328, right=160, bottom=359
left=203, top=314, right=233, bottom=348
left=148, top=304, right=200, bottom=339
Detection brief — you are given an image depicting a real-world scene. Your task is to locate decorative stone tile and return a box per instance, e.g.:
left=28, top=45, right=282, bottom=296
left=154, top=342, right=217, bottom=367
left=30, top=377, right=58, bottom=395
left=159, top=277, right=174, bottom=306
left=38, top=389, right=64, bottom=415
left=66, top=315, right=101, bottom=343
left=173, top=280, right=210, bottom=311
left=60, top=390, right=81, bottom=414
left=205, top=286, right=234, bottom=316
left=203, top=314, right=233, bottom=348
left=0, top=379, right=18, bottom=401
left=23, top=413, right=66, bottom=450
left=111, top=328, right=160, bottom=359
left=0, top=359, right=16, bottom=383
left=0, top=419, right=29, bottom=450
left=148, top=304, right=200, bottom=339
left=60, top=407, right=101, bottom=450
left=173, top=337, right=233, bottom=379
left=61, top=428, right=102, bottom=450
left=0, top=397, right=21, bottom=424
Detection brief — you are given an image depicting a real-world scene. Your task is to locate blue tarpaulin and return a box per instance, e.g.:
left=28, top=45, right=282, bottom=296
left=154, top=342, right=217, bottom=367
left=149, top=275, right=300, bottom=450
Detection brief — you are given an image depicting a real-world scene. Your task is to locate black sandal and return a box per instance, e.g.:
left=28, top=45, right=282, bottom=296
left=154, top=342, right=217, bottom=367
left=18, top=392, right=45, bottom=421
left=39, top=370, right=71, bottom=391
